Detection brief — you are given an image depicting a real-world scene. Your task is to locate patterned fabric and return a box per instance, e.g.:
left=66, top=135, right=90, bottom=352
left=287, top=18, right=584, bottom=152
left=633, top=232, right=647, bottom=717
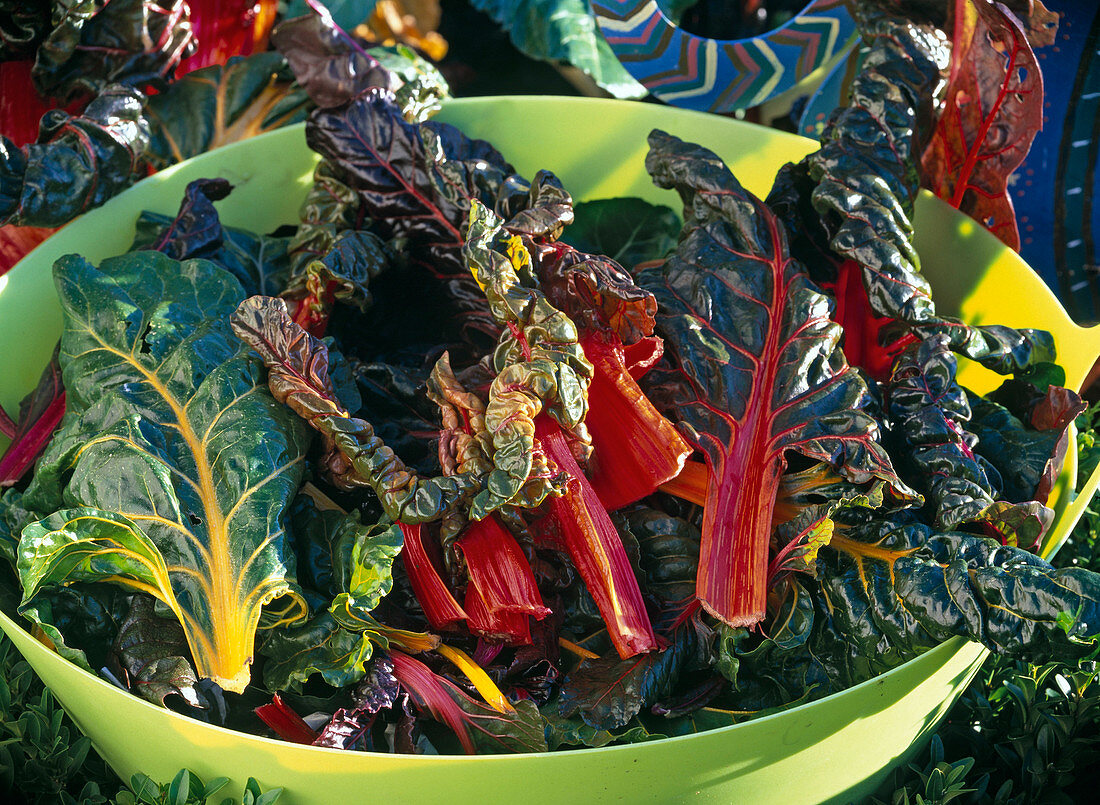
left=591, top=0, right=856, bottom=111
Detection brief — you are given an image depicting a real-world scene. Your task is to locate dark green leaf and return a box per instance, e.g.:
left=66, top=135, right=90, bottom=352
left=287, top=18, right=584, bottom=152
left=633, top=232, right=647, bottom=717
left=110, top=595, right=201, bottom=709
left=557, top=626, right=696, bottom=730
left=32, top=0, right=194, bottom=102
left=0, top=85, right=149, bottom=227
left=144, top=52, right=311, bottom=170
left=259, top=611, right=374, bottom=693
left=563, top=197, right=679, bottom=271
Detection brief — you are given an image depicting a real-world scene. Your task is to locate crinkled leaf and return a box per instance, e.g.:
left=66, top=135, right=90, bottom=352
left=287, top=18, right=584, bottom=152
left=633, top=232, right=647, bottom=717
left=260, top=612, right=375, bottom=693
left=637, top=130, right=904, bottom=627
left=0, top=345, right=65, bottom=488
left=134, top=177, right=232, bottom=260
left=885, top=335, right=999, bottom=529
left=766, top=6, right=1053, bottom=376
left=467, top=0, right=645, bottom=99
left=15, top=579, right=131, bottom=673
left=0, top=1, right=50, bottom=59
left=541, top=709, right=616, bottom=750
left=463, top=202, right=591, bottom=518
left=272, top=12, right=393, bottom=109
left=109, top=595, right=202, bottom=708
left=329, top=521, right=404, bottom=627
left=563, top=197, right=679, bottom=272
left=819, top=516, right=1100, bottom=665
left=557, top=626, right=696, bottom=730
left=0, top=85, right=149, bottom=227
left=920, top=0, right=1043, bottom=249
left=32, top=0, right=194, bottom=102
left=305, top=86, right=525, bottom=341
left=17, top=252, right=310, bottom=693
left=619, top=507, right=699, bottom=605
left=353, top=361, right=440, bottom=476
left=144, top=52, right=311, bottom=169
left=231, top=295, right=478, bottom=526
left=968, top=389, right=1085, bottom=505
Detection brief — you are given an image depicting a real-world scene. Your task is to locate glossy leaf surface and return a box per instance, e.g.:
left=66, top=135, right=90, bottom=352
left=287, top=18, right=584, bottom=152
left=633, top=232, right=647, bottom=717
left=18, top=252, right=310, bottom=693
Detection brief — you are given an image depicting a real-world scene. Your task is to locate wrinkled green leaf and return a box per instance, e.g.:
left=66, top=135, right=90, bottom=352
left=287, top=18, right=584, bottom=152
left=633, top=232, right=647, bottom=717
left=17, top=252, right=310, bottom=693
left=259, top=611, right=375, bottom=693
left=557, top=626, right=696, bottom=730
left=110, top=595, right=202, bottom=709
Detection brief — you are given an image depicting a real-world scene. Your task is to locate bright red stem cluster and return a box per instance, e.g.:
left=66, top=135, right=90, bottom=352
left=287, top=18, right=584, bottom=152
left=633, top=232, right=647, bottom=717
left=178, top=0, right=279, bottom=74
left=398, top=523, right=467, bottom=631
left=581, top=333, right=692, bottom=511
left=535, top=417, right=658, bottom=658
left=458, top=515, right=550, bottom=645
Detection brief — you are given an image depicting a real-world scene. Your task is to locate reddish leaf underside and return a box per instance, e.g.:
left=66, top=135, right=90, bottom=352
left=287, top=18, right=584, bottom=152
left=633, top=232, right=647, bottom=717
left=920, top=0, right=1044, bottom=250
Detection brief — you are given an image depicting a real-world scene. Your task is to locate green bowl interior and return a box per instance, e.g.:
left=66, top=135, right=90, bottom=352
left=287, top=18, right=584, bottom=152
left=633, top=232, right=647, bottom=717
left=0, top=96, right=1095, bottom=804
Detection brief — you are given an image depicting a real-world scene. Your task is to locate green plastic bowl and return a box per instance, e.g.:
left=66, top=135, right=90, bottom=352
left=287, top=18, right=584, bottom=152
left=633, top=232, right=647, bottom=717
left=1, top=97, right=1098, bottom=805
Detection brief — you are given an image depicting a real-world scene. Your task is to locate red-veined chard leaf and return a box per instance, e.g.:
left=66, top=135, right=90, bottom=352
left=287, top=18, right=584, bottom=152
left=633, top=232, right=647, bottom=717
left=0, top=85, right=149, bottom=228
left=637, top=129, right=906, bottom=629
left=32, top=0, right=194, bottom=102
left=920, top=0, right=1043, bottom=250
left=304, top=86, right=527, bottom=343
left=0, top=2, right=50, bottom=60
left=16, top=251, right=311, bottom=693
left=390, top=648, right=549, bottom=754
left=557, top=624, right=698, bottom=731
left=765, top=4, right=1053, bottom=377
left=131, top=179, right=295, bottom=298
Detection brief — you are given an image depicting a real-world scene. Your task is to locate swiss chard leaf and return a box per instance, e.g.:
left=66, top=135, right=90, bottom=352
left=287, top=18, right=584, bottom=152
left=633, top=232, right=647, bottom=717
left=819, top=517, right=1100, bottom=665
left=562, top=197, right=679, bottom=272
left=32, top=0, right=195, bottom=102
left=637, top=130, right=904, bottom=628
left=259, top=611, right=375, bottom=693
left=766, top=5, right=1052, bottom=376
left=557, top=625, right=697, bottom=730
left=920, top=0, right=1043, bottom=250
left=144, top=52, right=311, bottom=169
left=305, top=86, right=525, bottom=342
left=0, top=85, right=149, bottom=227
left=17, top=252, right=310, bottom=693
left=0, top=1, right=50, bottom=59
left=231, top=295, right=479, bottom=526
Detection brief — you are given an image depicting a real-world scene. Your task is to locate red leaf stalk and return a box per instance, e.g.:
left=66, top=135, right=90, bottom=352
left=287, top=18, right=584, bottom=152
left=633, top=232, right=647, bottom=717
left=389, top=649, right=477, bottom=754
left=696, top=440, right=783, bottom=629
left=254, top=694, right=318, bottom=745
left=458, top=515, right=550, bottom=645
left=398, top=523, right=467, bottom=631
left=535, top=417, right=658, bottom=658
left=0, top=391, right=65, bottom=487
left=580, top=332, right=692, bottom=511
